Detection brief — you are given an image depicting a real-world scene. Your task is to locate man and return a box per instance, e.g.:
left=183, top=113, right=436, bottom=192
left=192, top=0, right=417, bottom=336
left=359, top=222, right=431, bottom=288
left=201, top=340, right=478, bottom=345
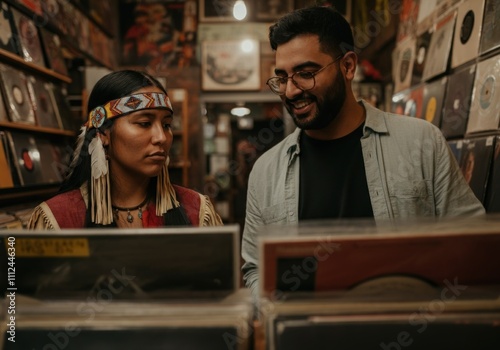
left=241, top=6, right=485, bottom=297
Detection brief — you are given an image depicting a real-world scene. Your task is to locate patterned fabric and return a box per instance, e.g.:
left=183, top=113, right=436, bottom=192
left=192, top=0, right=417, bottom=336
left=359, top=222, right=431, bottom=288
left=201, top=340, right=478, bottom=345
left=87, top=92, right=173, bottom=129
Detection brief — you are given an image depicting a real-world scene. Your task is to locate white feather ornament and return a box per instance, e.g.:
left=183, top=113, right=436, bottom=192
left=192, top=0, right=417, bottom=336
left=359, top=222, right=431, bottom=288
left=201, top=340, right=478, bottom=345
left=89, top=136, right=112, bottom=224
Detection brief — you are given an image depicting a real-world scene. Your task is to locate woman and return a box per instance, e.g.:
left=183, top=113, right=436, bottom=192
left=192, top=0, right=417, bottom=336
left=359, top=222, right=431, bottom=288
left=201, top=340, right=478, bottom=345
left=29, top=70, right=222, bottom=229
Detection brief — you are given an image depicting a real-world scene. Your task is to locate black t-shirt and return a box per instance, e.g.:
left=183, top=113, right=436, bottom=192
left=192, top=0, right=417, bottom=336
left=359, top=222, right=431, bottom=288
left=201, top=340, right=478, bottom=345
left=299, top=124, right=374, bottom=220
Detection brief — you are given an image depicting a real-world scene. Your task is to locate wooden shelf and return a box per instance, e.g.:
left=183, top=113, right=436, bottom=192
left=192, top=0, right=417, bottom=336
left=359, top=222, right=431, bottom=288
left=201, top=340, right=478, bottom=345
left=0, top=184, right=60, bottom=206
left=0, top=48, right=71, bottom=84
left=0, top=122, right=76, bottom=137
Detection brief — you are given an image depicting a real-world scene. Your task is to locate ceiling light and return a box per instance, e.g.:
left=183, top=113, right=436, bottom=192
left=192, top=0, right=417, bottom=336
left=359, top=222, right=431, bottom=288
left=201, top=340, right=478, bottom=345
left=231, top=106, right=251, bottom=117
left=233, top=1, right=247, bottom=20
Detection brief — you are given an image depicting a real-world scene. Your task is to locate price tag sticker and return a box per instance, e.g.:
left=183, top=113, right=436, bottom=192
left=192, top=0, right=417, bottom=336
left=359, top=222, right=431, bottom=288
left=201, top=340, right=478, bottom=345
left=14, top=238, right=90, bottom=257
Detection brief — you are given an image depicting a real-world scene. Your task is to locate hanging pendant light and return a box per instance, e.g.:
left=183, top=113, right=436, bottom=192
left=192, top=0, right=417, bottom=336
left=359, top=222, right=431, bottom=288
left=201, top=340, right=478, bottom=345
left=233, top=0, right=247, bottom=20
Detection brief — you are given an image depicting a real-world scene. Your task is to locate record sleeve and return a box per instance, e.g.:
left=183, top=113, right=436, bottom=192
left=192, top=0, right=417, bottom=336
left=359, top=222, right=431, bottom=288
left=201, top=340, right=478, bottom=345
left=422, top=11, right=456, bottom=82
left=411, top=29, right=432, bottom=86
left=39, top=28, right=68, bottom=76
left=479, top=0, right=500, bottom=55
left=451, top=0, right=485, bottom=69
left=0, top=3, right=19, bottom=55
left=0, top=132, right=14, bottom=189
left=48, top=83, right=79, bottom=131
left=485, top=135, right=500, bottom=212
left=27, top=75, right=62, bottom=129
left=259, top=218, right=500, bottom=297
left=422, top=76, right=447, bottom=127
left=11, top=9, right=45, bottom=67
left=390, top=89, right=411, bottom=115
left=35, top=136, right=64, bottom=184
left=396, top=0, right=419, bottom=43
left=406, top=84, right=424, bottom=119
left=447, top=138, right=465, bottom=164
left=16, top=0, right=43, bottom=16
left=459, top=136, right=495, bottom=203
left=393, top=37, right=416, bottom=93
left=269, top=314, right=500, bottom=350
left=0, top=87, right=8, bottom=122
left=466, top=55, right=500, bottom=134
left=441, top=64, right=476, bottom=138
left=0, top=64, right=36, bottom=125
left=5, top=131, right=44, bottom=186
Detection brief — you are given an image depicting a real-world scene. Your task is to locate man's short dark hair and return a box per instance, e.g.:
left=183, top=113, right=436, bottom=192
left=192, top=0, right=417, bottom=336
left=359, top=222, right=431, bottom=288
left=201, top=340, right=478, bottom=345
left=269, top=6, right=355, bottom=57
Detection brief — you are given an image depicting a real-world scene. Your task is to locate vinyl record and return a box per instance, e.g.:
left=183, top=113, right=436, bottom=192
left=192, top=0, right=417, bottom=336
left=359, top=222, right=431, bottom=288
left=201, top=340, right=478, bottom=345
left=0, top=64, right=35, bottom=124
left=422, top=76, right=448, bottom=127
left=393, top=37, right=416, bottom=93
left=479, top=0, right=500, bottom=55
left=11, top=9, right=45, bottom=67
left=6, top=131, right=44, bottom=186
left=451, top=0, right=485, bottom=69
left=0, top=3, right=19, bottom=55
left=467, top=55, right=500, bottom=134
left=39, top=29, right=68, bottom=76
left=459, top=136, right=495, bottom=203
left=27, top=76, right=61, bottom=129
left=441, top=64, right=476, bottom=138
left=411, top=29, right=432, bottom=86
left=422, top=12, right=456, bottom=81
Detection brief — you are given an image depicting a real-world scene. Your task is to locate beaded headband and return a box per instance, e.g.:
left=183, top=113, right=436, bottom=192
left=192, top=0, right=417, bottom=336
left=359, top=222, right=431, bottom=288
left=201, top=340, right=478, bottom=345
left=87, top=92, right=173, bottom=129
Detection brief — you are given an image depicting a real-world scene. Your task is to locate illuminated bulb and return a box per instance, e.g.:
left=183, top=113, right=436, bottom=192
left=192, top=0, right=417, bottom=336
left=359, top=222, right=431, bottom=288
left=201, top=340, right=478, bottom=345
left=241, top=39, right=254, bottom=53
left=231, top=106, right=251, bottom=117
left=233, top=0, right=247, bottom=20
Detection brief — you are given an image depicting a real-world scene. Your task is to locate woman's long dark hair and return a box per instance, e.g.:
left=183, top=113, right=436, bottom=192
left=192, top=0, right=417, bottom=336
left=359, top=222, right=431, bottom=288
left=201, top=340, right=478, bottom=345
left=59, top=70, right=168, bottom=227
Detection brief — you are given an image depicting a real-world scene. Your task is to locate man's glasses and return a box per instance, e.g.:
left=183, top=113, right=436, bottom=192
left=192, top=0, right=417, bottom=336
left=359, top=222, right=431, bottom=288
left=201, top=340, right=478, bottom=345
left=266, top=55, right=343, bottom=95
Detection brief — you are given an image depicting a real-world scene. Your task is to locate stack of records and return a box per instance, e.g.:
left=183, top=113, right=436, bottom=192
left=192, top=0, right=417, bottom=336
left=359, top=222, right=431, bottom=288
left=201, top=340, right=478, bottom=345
left=0, top=225, right=253, bottom=349
left=257, top=217, right=500, bottom=349
left=0, top=3, right=19, bottom=55
left=479, top=0, right=500, bottom=55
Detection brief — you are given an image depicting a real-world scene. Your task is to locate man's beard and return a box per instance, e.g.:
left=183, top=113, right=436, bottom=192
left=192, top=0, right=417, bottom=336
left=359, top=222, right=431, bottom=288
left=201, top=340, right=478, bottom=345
left=286, top=72, right=346, bottom=130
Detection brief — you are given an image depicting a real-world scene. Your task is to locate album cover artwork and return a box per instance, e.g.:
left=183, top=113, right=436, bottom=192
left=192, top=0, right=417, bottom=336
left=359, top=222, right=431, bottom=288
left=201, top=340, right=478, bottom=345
left=16, top=0, right=43, bottom=16
left=411, top=29, right=432, bottom=86
left=480, top=0, right=500, bottom=55
left=27, top=75, right=61, bottom=129
left=459, top=136, right=495, bottom=203
left=451, top=0, right=485, bottom=69
left=441, top=64, right=476, bottom=138
left=422, top=76, right=448, bottom=127
left=0, top=64, right=36, bottom=125
left=5, top=131, right=44, bottom=186
left=0, top=132, right=14, bottom=189
left=396, top=0, right=419, bottom=43
left=40, top=0, right=63, bottom=32
left=422, top=12, right=456, bottom=81
left=11, top=9, right=45, bottom=67
left=0, top=88, right=8, bottom=123
left=485, top=135, right=500, bottom=212
left=0, top=3, right=19, bottom=55
left=447, top=139, right=465, bottom=164
left=35, top=137, right=64, bottom=184
left=390, top=89, right=411, bottom=115
left=393, top=37, right=416, bottom=93
left=466, top=55, right=500, bottom=134
left=48, top=83, right=79, bottom=131
left=405, top=84, right=424, bottom=119
left=40, top=28, right=68, bottom=76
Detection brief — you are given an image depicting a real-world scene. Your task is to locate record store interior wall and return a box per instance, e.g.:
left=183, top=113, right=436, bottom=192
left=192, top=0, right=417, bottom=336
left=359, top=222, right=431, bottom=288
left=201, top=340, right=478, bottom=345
left=1, top=0, right=500, bottom=221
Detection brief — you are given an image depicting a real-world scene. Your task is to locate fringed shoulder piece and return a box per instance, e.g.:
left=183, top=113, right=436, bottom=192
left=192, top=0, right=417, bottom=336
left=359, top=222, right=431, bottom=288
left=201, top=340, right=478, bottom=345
left=27, top=202, right=60, bottom=230
left=199, top=194, right=223, bottom=226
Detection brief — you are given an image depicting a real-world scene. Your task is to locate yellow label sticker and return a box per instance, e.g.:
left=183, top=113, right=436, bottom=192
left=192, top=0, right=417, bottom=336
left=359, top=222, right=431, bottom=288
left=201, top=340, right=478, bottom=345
left=15, top=238, right=90, bottom=257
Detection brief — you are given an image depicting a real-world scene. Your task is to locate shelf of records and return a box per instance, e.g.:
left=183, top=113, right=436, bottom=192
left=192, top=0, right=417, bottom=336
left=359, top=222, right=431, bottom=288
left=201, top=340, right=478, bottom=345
left=0, top=0, right=116, bottom=78
left=253, top=217, right=500, bottom=350
left=0, top=225, right=254, bottom=350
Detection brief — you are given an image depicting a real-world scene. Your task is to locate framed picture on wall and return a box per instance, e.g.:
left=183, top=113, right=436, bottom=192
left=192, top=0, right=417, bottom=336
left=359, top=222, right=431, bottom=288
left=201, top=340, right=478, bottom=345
left=201, top=39, right=261, bottom=91
left=200, top=0, right=238, bottom=22
left=256, top=0, right=293, bottom=20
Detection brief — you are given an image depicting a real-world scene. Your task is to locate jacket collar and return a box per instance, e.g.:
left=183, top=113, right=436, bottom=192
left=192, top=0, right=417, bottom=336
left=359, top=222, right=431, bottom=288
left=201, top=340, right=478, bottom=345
left=284, top=99, right=389, bottom=158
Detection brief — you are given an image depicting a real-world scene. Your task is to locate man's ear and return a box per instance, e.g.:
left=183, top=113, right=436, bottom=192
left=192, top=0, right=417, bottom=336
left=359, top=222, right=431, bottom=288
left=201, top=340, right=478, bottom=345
left=342, top=51, right=358, bottom=80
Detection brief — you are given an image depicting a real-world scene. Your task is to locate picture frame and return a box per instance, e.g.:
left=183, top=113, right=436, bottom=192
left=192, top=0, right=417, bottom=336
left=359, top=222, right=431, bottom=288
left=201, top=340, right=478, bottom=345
left=255, top=0, right=293, bottom=20
left=201, top=40, right=261, bottom=91
left=199, top=0, right=238, bottom=22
